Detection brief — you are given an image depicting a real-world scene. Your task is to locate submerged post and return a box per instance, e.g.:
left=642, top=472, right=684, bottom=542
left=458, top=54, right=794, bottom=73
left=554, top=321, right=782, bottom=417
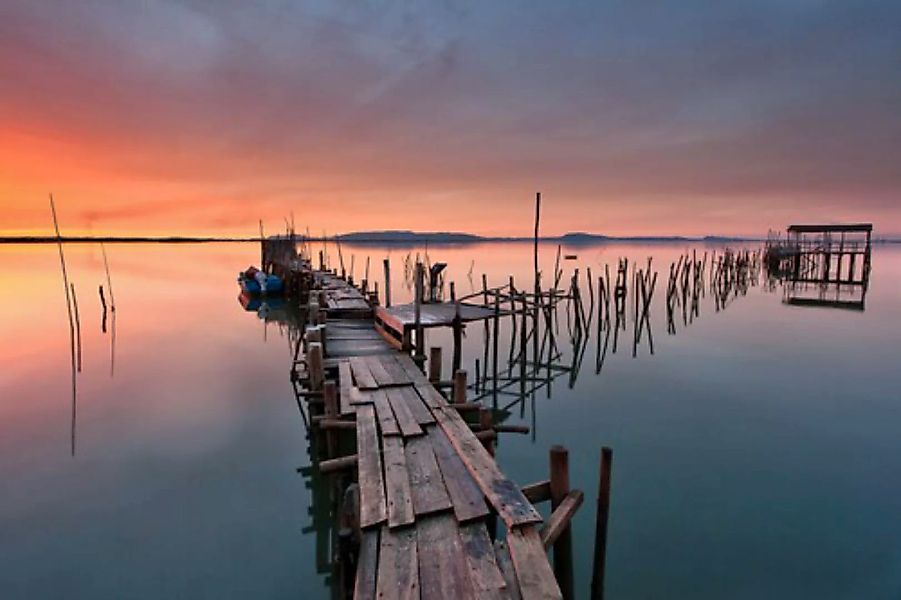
left=591, top=447, right=613, bottom=600
left=383, top=258, right=392, bottom=308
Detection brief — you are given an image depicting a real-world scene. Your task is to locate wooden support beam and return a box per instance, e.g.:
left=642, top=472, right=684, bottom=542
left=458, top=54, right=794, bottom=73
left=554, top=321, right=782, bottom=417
left=540, top=490, right=584, bottom=550
left=521, top=480, right=552, bottom=504
left=319, top=454, right=358, bottom=474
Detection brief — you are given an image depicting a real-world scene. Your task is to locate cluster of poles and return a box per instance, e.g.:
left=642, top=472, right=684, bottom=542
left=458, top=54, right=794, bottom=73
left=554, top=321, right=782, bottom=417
left=48, top=195, right=117, bottom=457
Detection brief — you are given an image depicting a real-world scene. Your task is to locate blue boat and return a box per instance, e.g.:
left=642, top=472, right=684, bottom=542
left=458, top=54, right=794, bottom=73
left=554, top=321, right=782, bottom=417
left=238, top=267, right=284, bottom=295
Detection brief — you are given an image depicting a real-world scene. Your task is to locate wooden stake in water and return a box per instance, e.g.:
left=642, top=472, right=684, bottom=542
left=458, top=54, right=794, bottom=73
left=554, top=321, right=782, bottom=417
left=70, top=283, right=82, bottom=372
left=49, top=194, right=77, bottom=457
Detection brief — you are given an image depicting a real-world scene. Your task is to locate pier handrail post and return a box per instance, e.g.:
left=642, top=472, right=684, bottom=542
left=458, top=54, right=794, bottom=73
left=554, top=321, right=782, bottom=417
left=550, top=445, right=574, bottom=598
left=383, top=258, right=392, bottom=308
left=428, top=347, right=442, bottom=383
left=591, top=447, right=613, bottom=600
left=453, top=369, right=467, bottom=405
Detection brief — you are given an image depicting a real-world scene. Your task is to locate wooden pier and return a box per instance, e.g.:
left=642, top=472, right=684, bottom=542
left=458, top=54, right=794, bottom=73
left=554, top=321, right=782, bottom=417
left=765, top=223, right=872, bottom=311
left=294, top=268, right=588, bottom=599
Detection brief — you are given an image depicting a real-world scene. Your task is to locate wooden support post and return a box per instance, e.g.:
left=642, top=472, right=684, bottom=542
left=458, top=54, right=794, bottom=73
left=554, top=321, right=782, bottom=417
left=428, top=347, right=443, bottom=383
left=479, top=408, right=494, bottom=456
left=323, top=380, right=338, bottom=458
left=491, top=293, right=500, bottom=409
left=414, top=262, right=425, bottom=363
left=452, top=300, right=462, bottom=374
left=308, top=342, right=324, bottom=391
left=453, top=369, right=467, bottom=405
left=591, top=447, right=613, bottom=600
left=383, top=258, right=392, bottom=308
left=550, top=445, right=574, bottom=599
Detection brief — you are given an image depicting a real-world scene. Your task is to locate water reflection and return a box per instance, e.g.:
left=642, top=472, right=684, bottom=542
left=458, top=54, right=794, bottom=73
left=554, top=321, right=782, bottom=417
left=6, top=241, right=896, bottom=598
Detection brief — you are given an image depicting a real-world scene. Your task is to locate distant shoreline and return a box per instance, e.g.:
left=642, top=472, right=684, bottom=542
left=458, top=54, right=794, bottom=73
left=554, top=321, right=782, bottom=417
left=0, top=233, right=763, bottom=245
left=2, top=232, right=897, bottom=245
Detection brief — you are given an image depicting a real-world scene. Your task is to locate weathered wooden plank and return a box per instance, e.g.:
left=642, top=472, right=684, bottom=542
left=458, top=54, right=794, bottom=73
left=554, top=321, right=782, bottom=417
left=350, top=356, right=380, bottom=389
left=327, top=331, right=384, bottom=341
left=331, top=341, right=391, bottom=358
left=459, top=522, right=509, bottom=599
left=417, top=514, right=476, bottom=599
left=404, top=435, right=453, bottom=516
left=356, top=405, right=387, bottom=529
left=385, top=388, right=425, bottom=438
left=398, top=385, right=436, bottom=425
left=376, top=527, right=419, bottom=600
left=365, top=355, right=395, bottom=387
left=374, top=306, right=407, bottom=340
left=493, top=541, right=523, bottom=600
left=427, top=427, right=490, bottom=523
left=354, top=529, right=379, bottom=600
left=382, top=355, right=414, bottom=385
left=393, top=353, right=429, bottom=382
left=506, top=526, right=562, bottom=600
left=370, top=390, right=400, bottom=436
left=338, top=360, right=355, bottom=416
left=349, top=386, right=371, bottom=406
left=414, top=382, right=448, bottom=409
left=433, top=406, right=542, bottom=528
left=382, top=436, right=416, bottom=528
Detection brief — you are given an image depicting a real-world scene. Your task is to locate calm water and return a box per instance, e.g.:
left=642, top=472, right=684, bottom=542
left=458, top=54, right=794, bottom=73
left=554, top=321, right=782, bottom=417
left=1, top=241, right=900, bottom=599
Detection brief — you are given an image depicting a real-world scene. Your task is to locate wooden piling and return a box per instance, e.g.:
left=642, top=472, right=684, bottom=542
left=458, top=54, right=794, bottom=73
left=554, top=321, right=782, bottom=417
left=414, top=262, right=425, bottom=363
left=383, top=258, right=392, bottom=308
left=323, top=380, right=338, bottom=458
left=428, top=347, right=442, bottom=383
left=453, top=369, right=467, bottom=405
left=550, top=445, right=574, bottom=598
left=591, top=447, right=613, bottom=600
left=308, top=342, right=324, bottom=391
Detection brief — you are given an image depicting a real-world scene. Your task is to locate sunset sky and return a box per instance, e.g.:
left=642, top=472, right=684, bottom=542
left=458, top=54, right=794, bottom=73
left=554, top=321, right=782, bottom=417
left=2, top=1, right=899, bottom=238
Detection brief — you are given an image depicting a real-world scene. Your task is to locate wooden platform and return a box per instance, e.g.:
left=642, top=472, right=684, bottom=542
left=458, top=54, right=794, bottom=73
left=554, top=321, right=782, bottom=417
left=335, top=352, right=560, bottom=600
left=317, top=271, right=373, bottom=317
left=378, top=301, right=499, bottom=330
left=301, top=271, right=563, bottom=599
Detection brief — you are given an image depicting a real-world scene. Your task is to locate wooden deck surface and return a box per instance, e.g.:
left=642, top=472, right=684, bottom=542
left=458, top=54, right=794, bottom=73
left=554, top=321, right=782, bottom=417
left=376, top=301, right=500, bottom=332
left=307, top=274, right=561, bottom=599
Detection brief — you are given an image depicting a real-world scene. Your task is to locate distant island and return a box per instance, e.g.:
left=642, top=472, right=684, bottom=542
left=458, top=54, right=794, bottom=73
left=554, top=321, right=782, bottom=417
left=334, top=230, right=759, bottom=244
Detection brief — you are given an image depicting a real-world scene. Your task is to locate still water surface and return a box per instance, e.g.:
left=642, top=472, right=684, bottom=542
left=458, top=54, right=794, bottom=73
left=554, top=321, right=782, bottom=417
left=1, top=241, right=899, bottom=599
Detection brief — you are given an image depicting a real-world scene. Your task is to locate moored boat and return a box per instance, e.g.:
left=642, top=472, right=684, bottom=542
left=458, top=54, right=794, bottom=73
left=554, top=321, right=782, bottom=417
left=238, top=266, right=284, bottom=295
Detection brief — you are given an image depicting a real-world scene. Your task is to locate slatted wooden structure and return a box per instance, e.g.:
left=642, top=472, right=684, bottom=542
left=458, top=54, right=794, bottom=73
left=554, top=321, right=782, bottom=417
left=301, top=272, right=564, bottom=599
left=318, top=271, right=374, bottom=317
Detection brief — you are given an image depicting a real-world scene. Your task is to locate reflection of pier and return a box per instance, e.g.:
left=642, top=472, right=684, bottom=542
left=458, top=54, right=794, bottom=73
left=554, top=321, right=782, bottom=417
left=765, top=223, right=872, bottom=311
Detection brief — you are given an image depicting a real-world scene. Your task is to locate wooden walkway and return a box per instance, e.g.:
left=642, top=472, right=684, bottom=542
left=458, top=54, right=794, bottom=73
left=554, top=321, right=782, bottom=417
left=302, top=272, right=564, bottom=599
